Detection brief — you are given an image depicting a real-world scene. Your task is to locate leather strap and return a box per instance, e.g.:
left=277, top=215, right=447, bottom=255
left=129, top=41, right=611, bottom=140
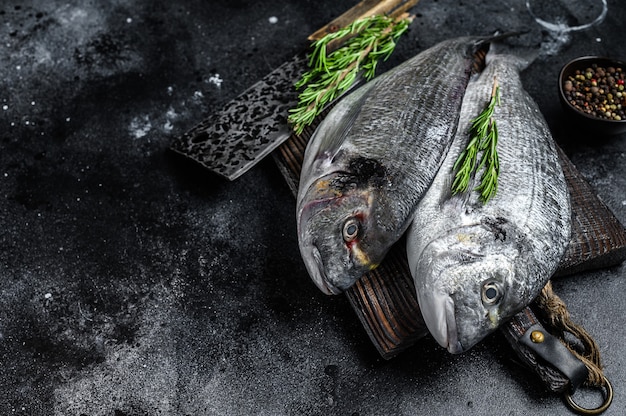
left=519, top=323, right=589, bottom=392
left=501, top=306, right=588, bottom=393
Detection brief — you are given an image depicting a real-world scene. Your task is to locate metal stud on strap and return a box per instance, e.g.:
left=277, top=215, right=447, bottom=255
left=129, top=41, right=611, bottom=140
left=519, top=324, right=589, bottom=390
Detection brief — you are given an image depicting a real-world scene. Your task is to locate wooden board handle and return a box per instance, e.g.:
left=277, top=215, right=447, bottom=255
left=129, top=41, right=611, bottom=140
left=308, top=0, right=419, bottom=41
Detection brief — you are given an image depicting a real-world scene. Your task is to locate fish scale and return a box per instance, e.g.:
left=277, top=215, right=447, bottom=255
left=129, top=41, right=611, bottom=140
left=323, top=38, right=476, bottom=205
left=297, top=36, right=491, bottom=295
left=406, top=52, right=571, bottom=353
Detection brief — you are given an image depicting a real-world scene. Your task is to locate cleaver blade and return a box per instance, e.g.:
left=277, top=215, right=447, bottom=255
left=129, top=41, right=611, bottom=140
left=170, top=53, right=306, bottom=181
left=170, top=0, right=419, bottom=181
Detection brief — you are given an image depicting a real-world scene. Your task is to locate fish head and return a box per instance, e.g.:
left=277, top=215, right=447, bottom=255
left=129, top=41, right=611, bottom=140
left=415, top=223, right=531, bottom=353
left=296, top=172, right=390, bottom=295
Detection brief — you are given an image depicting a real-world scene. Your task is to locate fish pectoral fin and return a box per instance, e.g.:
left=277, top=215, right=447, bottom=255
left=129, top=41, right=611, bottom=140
left=309, top=79, right=378, bottom=161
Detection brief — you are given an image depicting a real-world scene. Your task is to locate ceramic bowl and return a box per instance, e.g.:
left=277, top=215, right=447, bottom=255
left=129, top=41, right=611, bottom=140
left=558, top=56, right=626, bottom=135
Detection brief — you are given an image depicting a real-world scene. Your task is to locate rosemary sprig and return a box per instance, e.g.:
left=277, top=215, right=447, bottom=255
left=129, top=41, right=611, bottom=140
left=452, top=78, right=501, bottom=204
left=288, top=13, right=413, bottom=135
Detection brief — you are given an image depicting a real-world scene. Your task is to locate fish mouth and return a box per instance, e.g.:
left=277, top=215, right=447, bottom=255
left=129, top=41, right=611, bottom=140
left=296, top=186, right=343, bottom=296
left=304, top=245, right=341, bottom=295
left=419, top=291, right=463, bottom=354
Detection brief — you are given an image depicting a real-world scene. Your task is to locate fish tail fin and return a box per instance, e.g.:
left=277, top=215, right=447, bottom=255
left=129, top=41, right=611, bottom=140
left=479, top=30, right=539, bottom=71
left=486, top=41, right=539, bottom=72
left=483, top=30, right=531, bottom=44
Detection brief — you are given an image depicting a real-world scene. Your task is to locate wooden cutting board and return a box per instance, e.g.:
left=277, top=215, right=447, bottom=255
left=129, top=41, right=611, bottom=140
left=274, top=120, right=626, bottom=359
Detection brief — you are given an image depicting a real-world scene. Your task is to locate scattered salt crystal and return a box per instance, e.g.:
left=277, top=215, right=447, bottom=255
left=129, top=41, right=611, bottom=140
left=129, top=115, right=152, bottom=138
left=596, top=37, right=602, bottom=42
left=622, top=200, right=626, bottom=206
left=126, top=17, right=132, bottom=23
left=164, top=107, right=177, bottom=131
left=268, top=16, right=278, bottom=24
left=66, top=117, right=71, bottom=122
left=208, top=73, right=223, bottom=88
left=166, top=107, right=177, bottom=119
left=2, top=105, right=7, bottom=110
left=44, top=293, right=52, bottom=299
left=31, top=101, right=35, bottom=106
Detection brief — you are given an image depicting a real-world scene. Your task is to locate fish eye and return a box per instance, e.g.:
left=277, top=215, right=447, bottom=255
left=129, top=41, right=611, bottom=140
left=342, top=218, right=360, bottom=243
left=482, top=282, right=501, bottom=305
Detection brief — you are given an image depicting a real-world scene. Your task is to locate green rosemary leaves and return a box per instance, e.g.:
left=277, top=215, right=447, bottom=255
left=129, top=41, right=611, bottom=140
left=288, top=13, right=413, bottom=135
left=452, top=78, right=501, bottom=204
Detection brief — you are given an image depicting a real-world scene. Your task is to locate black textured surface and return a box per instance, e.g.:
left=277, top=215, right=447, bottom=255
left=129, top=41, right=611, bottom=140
left=1, top=0, right=625, bottom=415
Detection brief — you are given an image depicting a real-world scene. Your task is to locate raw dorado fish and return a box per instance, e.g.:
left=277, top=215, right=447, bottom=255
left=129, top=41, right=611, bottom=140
left=406, top=51, right=571, bottom=353
left=297, top=36, right=494, bottom=295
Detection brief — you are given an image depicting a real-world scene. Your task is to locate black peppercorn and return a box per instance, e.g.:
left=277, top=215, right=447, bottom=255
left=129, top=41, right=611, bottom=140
left=563, top=65, right=626, bottom=121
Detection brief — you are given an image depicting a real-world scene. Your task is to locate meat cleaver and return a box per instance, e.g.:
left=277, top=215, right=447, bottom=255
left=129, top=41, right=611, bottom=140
left=170, top=0, right=419, bottom=181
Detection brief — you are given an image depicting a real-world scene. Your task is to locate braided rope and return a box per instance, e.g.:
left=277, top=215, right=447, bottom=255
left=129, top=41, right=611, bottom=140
left=534, top=281, right=605, bottom=387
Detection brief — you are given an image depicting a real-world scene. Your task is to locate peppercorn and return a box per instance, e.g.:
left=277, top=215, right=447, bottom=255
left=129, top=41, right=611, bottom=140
left=564, top=80, right=573, bottom=92
left=563, top=64, right=626, bottom=121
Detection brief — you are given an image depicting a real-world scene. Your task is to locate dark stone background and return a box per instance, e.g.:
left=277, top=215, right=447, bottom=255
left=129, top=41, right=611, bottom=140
left=1, top=0, right=624, bottom=414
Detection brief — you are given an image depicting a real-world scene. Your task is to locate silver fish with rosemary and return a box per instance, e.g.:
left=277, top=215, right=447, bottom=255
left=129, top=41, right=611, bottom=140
left=406, top=51, right=571, bottom=353
left=296, top=36, right=495, bottom=295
